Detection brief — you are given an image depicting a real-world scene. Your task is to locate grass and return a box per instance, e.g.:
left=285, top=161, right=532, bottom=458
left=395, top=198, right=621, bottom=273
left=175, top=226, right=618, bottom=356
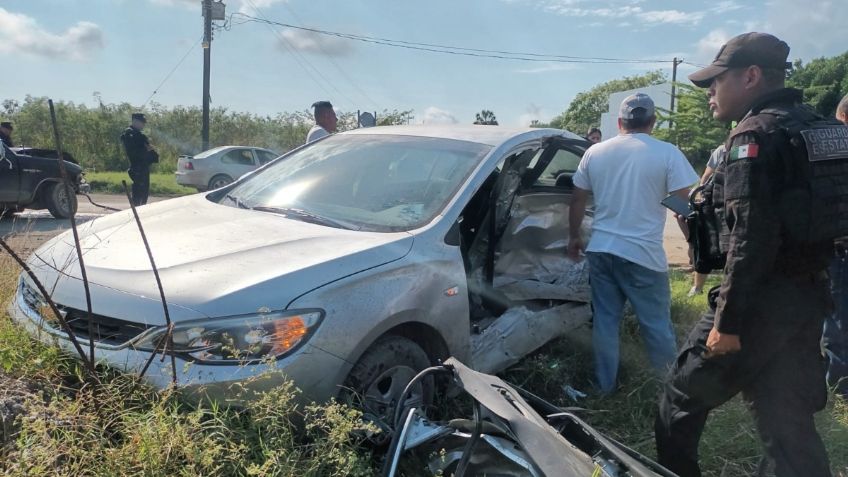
left=85, top=171, right=196, bottom=196
left=501, top=268, right=848, bottom=477
left=0, top=248, right=845, bottom=476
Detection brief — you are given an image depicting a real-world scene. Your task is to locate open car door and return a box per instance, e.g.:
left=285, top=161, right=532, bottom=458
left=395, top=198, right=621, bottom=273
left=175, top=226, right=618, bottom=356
left=464, top=136, right=594, bottom=374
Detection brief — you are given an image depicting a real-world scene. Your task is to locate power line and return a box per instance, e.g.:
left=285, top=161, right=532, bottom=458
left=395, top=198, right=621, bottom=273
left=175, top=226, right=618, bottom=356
left=242, top=0, right=357, bottom=109
left=231, top=12, right=676, bottom=65
left=142, top=35, right=203, bottom=108
left=280, top=2, right=381, bottom=110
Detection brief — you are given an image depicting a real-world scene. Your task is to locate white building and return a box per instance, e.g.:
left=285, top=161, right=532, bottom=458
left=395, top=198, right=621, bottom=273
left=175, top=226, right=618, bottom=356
left=599, top=82, right=672, bottom=141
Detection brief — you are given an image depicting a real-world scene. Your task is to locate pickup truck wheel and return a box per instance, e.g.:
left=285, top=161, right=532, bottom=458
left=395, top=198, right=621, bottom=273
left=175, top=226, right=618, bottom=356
left=208, top=174, right=233, bottom=190
left=44, top=182, right=78, bottom=219
left=342, top=335, right=433, bottom=443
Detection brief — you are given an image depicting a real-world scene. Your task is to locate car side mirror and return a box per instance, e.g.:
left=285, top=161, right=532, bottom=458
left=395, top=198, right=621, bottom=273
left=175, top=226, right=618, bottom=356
left=444, top=219, right=462, bottom=246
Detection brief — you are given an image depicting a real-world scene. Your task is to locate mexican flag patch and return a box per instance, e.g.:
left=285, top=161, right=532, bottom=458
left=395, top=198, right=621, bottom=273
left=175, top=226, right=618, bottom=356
left=728, top=143, right=759, bottom=162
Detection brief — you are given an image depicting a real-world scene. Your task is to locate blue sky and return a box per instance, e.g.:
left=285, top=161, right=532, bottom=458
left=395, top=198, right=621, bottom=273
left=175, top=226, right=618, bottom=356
left=1, top=0, right=846, bottom=127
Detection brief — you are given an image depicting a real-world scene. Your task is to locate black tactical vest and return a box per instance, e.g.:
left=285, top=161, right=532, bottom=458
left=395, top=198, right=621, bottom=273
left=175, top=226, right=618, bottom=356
left=759, top=105, right=848, bottom=243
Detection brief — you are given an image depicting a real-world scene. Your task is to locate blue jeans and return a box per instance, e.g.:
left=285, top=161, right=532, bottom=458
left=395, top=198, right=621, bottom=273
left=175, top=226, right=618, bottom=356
left=586, top=252, right=677, bottom=394
left=824, top=253, right=848, bottom=396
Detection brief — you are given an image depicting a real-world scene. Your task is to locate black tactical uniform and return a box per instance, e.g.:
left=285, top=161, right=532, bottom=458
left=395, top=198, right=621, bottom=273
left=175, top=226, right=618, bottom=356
left=120, top=119, right=151, bottom=206
left=655, top=88, right=834, bottom=477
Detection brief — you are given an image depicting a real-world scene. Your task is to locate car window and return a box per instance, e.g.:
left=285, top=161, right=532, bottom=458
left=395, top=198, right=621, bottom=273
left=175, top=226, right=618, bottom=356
left=533, top=148, right=583, bottom=187
left=256, top=149, right=278, bottom=165
left=221, top=148, right=255, bottom=166
left=222, top=134, right=491, bottom=232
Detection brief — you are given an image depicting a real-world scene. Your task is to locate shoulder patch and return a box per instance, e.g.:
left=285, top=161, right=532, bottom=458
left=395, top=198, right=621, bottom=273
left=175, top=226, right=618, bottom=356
left=800, top=125, right=848, bottom=162
left=728, top=143, right=759, bottom=162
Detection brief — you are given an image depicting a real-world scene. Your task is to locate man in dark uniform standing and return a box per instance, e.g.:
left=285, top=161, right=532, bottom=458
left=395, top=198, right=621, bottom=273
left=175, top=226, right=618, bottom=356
left=120, top=113, right=155, bottom=206
left=655, top=32, right=834, bottom=477
left=0, top=122, right=14, bottom=147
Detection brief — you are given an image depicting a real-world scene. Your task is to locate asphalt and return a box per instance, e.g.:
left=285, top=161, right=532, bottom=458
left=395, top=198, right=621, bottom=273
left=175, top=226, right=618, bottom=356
left=0, top=194, right=168, bottom=257
left=1, top=193, right=691, bottom=266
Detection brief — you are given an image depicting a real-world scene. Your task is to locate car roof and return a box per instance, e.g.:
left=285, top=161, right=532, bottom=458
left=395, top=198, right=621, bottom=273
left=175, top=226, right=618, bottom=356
left=340, top=125, right=585, bottom=147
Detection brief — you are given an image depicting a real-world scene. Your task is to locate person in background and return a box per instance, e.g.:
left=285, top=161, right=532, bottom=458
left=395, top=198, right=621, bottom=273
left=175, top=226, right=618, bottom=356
left=586, top=127, right=602, bottom=144
left=120, top=113, right=156, bottom=206
left=568, top=93, right=697, bottom=394
left=306, top=101, right=338, bottom=143
left=655, top=32, right=834, bottom=477
left=824, top=93, right=848, bottom=398
left=0, top=122, right=14, bottom=147
left=688, top=143, right=726, bottom=297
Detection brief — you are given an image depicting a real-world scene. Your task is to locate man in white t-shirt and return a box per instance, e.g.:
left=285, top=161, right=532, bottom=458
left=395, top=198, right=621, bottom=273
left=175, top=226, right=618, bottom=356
left=568, top=93, right=698, bottom=394
left=306, top=100, right=338, bottom=143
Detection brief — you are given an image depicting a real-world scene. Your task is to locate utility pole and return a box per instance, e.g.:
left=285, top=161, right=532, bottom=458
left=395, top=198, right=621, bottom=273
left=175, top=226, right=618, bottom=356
left=669, top=57, right=682, bottom=130
left=201, top=0, right=212, bottom=151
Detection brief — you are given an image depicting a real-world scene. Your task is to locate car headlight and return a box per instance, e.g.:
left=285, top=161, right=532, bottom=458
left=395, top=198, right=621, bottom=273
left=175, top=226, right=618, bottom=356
left=133, top=309, right=323, bottom=364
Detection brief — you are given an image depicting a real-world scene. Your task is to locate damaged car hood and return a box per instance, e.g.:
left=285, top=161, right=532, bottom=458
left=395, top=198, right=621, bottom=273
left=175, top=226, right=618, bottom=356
left=27, top=194, right=413, bottom=324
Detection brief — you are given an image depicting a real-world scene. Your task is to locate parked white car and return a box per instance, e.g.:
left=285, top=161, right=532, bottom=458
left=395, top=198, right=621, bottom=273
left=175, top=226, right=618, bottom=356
left=175, top=146, right=279, bottom=191
left=11, top=126, right=594, bottom=427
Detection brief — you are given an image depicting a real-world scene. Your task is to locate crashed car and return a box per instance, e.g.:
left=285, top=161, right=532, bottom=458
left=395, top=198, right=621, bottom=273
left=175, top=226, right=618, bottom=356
left=0, top=145, right=87, bottom=219
left=384, top=358, right=674, bottom=477
left=9, top=125, right=594, bottom=421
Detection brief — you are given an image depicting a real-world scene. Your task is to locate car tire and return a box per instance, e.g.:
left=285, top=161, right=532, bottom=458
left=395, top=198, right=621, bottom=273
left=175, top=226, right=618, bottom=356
left=342, top=335, right=434, bottom=441
left=207, top=174, right=233, bottom=190
left=44, top=182, right=78, bottom=219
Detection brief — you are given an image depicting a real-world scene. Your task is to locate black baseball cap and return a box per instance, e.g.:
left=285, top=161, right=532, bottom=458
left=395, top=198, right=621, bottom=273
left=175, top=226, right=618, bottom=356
left=131, top=113, right=147, bottom=122
left=689, top=32, right=791, bottom=88
left=0, top=122, right=11, bottom=130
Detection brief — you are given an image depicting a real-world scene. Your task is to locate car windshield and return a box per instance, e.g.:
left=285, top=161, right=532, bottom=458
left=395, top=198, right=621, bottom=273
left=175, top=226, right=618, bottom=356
left=220, top=134, right=491, bottom=232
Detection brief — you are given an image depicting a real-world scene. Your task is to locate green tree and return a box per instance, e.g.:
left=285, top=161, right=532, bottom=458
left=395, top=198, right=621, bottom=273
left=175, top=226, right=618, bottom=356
left=376, top=109, right=414, bottom=126
left=551, top=70, right=666, bottom=134
left=474, top=110, right=499, bottom=125
left=655, top=83, right=731, bottom=170
left=787, top=51, right=848, bottom=117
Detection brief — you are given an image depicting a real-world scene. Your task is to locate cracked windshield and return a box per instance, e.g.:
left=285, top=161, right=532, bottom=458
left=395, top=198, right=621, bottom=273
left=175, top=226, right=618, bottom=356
left=1, top=1, right=847, bottom=476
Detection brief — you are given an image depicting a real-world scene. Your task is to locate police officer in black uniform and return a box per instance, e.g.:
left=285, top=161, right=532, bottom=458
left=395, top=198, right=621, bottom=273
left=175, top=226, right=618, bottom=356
left=0, top=122, right=14, bottom=147
left=120, top=113, right=156, bottom=206
left=655, top=32, right=834, bottom=477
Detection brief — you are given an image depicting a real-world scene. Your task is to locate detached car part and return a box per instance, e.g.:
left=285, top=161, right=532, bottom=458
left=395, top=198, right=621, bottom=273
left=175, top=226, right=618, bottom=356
left=383, top=358, right=676, bottom=477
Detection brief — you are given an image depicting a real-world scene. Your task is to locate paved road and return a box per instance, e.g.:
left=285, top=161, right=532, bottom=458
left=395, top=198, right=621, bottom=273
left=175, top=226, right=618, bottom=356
left=0, top=194, right=168, bottom=256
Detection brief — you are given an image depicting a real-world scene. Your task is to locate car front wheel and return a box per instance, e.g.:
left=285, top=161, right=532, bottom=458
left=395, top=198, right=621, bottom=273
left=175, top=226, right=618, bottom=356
left=44, top=182, right=78, bottom=219
left=342, top=335, right=434, bottom=442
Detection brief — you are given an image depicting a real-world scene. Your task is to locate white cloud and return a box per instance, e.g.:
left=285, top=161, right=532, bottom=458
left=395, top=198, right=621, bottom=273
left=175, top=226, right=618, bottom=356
left=515, top=62, right=583, bottom=74
left=515, top=0, right=711, bottom=26
left=637, top=9, right=703, bottom=25
left=422, top=107, right=458, bottom=124
left=277, top=29, right=354, bottom=56
left=763, top=0, right=848, bottom=61
left=0, top=8, right=103, bottom=61
left=695, top=29, right=731, bottom=63
left=711, top=1, right=743, bottom=14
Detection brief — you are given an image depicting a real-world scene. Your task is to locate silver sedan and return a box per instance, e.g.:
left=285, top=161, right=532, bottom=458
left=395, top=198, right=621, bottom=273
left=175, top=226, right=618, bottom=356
left=175, top=145, right=280, bottom=191
left=10, top=126, right=593, bottom=424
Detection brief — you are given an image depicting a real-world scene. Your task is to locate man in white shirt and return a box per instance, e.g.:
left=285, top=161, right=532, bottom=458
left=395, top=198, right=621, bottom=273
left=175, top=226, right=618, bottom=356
left=306, top=100, right=338, bottom=143
left=568, top=93, right=698, bottom=394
